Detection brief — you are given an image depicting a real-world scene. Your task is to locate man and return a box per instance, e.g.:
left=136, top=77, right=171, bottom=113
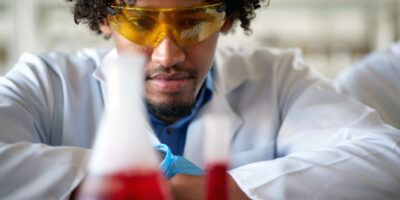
left=335, top=42, right=400, bottom=130
left=0, top=0, right=399, bottom=199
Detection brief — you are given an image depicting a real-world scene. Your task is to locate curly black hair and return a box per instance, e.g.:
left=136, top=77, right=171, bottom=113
left=65, top=0, right=268, bottom=35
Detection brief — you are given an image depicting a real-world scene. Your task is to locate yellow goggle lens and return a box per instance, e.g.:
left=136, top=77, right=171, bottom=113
left=107, top=3, right=226, bottom=48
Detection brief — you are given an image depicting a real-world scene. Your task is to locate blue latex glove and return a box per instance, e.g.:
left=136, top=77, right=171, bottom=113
left=155, top=144, right=203, bottom=179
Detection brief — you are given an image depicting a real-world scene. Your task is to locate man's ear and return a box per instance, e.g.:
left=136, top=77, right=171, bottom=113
left=220, top=17, right=234, bottom=33
left=99, top=21, right=112, bottom=38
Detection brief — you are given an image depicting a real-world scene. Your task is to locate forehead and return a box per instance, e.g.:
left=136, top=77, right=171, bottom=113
left=128, top=0, right=207, bottom=8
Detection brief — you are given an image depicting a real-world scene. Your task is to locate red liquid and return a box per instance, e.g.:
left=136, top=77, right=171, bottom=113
left=77, top=170, right=172, bottom=200
left=205, top=163, right=229, bottom=200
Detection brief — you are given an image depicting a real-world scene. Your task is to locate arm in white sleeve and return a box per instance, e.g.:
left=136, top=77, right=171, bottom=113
left=229, top=51, right=400, bottom=199
left=334, top=45, right=400, bottom=130
left=0, top=142, right=89, bottom=199
left=0, top=54, right=90, bottom=199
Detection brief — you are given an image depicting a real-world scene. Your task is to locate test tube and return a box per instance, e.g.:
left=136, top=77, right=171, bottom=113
left=203, top=91, right=231, bottom=200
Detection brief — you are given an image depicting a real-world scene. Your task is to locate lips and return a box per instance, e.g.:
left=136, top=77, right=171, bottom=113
left=149, top=73, right=191, bottom=80
left=147, top=73, right=193, bottom=94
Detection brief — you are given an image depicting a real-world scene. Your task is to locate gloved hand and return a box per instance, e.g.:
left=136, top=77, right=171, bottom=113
left=155, top=144, right=203, bottom=179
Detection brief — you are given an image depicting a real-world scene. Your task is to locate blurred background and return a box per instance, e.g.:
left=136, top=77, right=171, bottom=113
left=0, top=0, right=399, bottom=78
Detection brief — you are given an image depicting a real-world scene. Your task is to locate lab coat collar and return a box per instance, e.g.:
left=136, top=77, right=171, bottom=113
left=214, top=46, right=287, bottom=95
left=213, top=48, right=250, bottom=95
left=92, top=48, right=118, bottom=85
left=183, top=48, right=252, bottom=167
left=184, top=88, right=244, bottom=168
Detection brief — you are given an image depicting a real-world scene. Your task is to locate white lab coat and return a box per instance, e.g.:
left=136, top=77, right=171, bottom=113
left=0, top=46, right=399, bottom=199
left=334, top=43, right=400, bottom=130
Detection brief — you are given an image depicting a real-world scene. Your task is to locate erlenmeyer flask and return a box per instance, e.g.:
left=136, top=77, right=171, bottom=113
left=77, top=54, right=172, bottom=200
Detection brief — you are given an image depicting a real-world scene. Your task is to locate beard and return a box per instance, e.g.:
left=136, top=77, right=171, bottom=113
left=145, top=64, right=200, bottom=121
left=145, top=94, right=196, bottom=120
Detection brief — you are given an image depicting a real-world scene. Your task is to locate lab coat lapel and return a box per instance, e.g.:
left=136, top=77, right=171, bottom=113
left=184, top=91, right=244, bottom=168
left=213, top=47, right=250, bottom=94
left=184, top=48, right=249, bottom=168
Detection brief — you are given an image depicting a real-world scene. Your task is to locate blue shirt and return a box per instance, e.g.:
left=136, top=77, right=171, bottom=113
left=148, top=72, right=214, bottom=156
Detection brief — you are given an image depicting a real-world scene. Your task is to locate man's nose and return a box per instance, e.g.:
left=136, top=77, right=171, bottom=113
left=151, top=36, right=185, bottom=68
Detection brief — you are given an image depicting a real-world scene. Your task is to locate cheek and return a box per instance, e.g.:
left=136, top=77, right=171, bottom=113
left=185, top=33, right=219, bottom=77
left=112, top=31, right=152, bottom=56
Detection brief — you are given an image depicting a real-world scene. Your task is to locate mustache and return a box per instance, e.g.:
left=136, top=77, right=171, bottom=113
left=145, top=64, right=198, bottom=80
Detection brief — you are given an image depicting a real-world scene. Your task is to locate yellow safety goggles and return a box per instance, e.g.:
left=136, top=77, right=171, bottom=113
left=107, top=2, right=226, bottom=47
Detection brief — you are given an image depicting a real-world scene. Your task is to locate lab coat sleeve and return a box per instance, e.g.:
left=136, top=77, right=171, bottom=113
left=0, top=53, right=90, bottom=199
left=334, top=47, right=400, bottom=129
left=228, top=50, right=400, bottom=199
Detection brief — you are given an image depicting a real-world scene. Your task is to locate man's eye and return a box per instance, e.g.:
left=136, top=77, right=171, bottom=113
left=179, top=19, right=205, bottom=27
left=128, top=18, right=155, bottom=29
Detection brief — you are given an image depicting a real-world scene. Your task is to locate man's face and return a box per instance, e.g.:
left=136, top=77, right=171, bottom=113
left=108, top=0, right=226, bottom=123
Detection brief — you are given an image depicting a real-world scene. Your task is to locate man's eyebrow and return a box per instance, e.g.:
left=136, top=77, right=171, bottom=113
left=115, top=0, right=136, bottom=5
left=125, top=0, right=136, bottom=4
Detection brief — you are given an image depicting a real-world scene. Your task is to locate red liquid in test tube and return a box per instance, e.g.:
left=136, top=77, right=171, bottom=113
left=203, top=90, right=231, bottom=200
left=205, top=162, right=229, bottom=200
